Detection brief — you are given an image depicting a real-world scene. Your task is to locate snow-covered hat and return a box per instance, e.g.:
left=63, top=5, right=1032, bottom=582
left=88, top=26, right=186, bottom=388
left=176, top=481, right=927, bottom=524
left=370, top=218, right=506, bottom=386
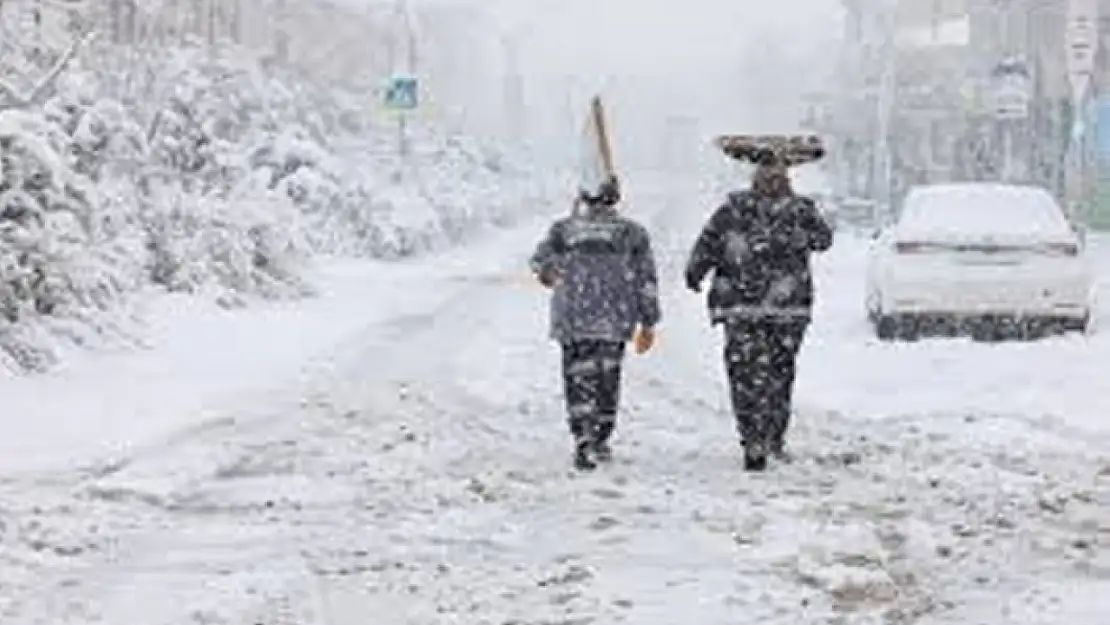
left=714, top=134, right=825, bottom=167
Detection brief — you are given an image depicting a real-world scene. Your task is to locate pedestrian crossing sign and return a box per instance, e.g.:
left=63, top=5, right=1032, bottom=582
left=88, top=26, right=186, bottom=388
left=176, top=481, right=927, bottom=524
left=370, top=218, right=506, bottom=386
left=384, top=73, right=418, bottom=111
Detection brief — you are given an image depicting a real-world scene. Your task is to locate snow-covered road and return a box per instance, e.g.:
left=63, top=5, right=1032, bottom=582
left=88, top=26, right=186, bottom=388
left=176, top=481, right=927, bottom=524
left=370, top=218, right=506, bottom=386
left=1, top=173, right=1108, bottom=624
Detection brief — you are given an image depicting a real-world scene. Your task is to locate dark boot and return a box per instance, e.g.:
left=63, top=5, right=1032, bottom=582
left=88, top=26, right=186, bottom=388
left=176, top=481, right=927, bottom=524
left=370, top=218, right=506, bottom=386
left=592, top=418, right=615, bottom=462
left=744, top=451, right=768, bottom=471
left=574, top=441, right=597, bottom=471
left=743, top=439, right=768, bottom=472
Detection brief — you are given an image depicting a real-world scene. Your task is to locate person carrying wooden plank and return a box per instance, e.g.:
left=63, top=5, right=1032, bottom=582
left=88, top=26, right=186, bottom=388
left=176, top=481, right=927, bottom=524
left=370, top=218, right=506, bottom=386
left=684, top=134, right=833, bottom=471
left=529, top=97, right=661, bottom=471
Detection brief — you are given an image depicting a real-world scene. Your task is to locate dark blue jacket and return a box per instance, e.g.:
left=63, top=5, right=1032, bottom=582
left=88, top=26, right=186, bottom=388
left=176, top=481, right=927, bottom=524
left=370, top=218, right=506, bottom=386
left=530, top=204, right=661, bottom=342
left=684, top=190, right=833, bottom=324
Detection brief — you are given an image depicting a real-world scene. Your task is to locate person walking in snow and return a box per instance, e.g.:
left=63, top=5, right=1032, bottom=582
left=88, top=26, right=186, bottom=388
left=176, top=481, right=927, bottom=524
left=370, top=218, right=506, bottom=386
left=530, top=176, right=662, bottom=471
left=684, top=145, right=833, bottom=471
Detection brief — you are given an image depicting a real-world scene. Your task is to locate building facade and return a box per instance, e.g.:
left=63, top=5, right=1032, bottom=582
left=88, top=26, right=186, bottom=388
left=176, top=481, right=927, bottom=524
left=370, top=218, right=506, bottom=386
left=834, top=0, right=1108, bottom=219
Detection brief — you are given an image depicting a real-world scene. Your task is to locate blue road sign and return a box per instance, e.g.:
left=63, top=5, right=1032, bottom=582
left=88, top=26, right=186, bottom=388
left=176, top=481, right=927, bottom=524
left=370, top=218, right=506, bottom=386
left=384, top=73, right=418, bottom=111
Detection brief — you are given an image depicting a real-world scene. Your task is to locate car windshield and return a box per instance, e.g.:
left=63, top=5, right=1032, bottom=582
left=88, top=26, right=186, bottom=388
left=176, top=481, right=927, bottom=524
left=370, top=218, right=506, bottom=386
left=896, top=184, right=1071, bottom=241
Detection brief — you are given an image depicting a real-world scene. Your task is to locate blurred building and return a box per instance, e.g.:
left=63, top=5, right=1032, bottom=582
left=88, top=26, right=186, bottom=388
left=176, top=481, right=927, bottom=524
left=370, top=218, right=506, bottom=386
left=1094, top=2, right=1110, bottom=226
left=833, top=0, right=1109, bottom=218
left=830, top=0, right=897, bottom=203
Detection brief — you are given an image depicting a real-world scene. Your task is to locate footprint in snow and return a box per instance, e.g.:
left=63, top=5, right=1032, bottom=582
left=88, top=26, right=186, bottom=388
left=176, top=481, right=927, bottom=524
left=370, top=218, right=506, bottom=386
left=589, top=488, right=624, bottom=501
left=589, top=515, right=620, bottom=532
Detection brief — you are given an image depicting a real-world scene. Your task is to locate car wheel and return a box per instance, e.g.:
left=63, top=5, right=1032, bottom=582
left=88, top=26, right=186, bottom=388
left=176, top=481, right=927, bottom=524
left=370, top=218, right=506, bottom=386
left=875, top=314, right=898, bottom=341
left=898, top=315, right=921, bottom=341
left=1063, top=313, right=1091, bottom=334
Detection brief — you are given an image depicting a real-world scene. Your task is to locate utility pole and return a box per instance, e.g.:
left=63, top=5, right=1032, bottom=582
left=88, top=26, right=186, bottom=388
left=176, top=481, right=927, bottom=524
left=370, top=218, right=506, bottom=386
left=873, top=0, right=897, bottom=224
left=385, top=0, right=418, bottom=165
left=1065, top=0, right=1098, bottom=224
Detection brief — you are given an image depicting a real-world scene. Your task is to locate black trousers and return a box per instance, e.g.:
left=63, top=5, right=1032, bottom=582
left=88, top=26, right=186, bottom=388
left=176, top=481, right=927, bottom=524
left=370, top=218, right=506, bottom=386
left=561, top=339, right=626, bottom=445
left=722, top=318, right=808, bottom=452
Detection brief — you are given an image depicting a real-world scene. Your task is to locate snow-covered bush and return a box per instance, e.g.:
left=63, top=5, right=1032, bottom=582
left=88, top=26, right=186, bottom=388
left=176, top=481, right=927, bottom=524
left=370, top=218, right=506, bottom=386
left=140, top=181, right=313, bottom=305
left=0, top=40, right=543, bottom=375
left=0, top=109, right=136, bottom=372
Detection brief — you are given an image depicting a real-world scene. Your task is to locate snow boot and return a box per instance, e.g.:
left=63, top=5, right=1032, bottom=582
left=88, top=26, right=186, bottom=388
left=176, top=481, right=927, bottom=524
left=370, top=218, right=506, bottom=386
left=593, top=418, right=615, bottom=462
left=742, top=440, right=768, bottom=472
left=574, top=442, right=597, bottom=471
left=592, top=440, right=613, bottom=463
left=744, top=450, right=768, bottom=471
left=744, top=452, right=768, bottom=471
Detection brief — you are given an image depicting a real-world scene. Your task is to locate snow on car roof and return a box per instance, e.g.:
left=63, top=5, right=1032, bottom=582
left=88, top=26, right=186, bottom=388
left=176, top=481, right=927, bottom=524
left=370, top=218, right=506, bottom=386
left=896, top=183, right=1073, bottom=242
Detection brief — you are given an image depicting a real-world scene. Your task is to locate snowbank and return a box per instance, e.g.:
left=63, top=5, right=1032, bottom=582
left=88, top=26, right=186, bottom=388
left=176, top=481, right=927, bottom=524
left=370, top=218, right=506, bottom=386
left=0, top=213, right=551, bottom=476
left=0, top=42, right=549, bottom=376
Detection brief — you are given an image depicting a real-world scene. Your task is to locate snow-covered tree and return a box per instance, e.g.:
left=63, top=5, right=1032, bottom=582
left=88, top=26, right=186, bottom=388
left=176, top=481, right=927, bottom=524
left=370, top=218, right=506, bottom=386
left=0, top=5, right=544, bottom=375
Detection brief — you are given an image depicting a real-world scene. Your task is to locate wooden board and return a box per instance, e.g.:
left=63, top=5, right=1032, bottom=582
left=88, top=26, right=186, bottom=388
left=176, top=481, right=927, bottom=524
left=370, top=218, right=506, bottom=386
left=714, top=134, right=826, bottom=167
left=577, top=95, right=617, bottom=199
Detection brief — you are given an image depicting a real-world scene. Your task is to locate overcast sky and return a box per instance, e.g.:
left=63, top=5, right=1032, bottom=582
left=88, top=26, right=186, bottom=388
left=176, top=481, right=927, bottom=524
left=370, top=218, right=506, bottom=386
left=339, top=0, right=845, bottom=161
left=346, top=0, right=845, bottom=76
left=501, top=0, right=845, bottom=134
left=495, top=0, right=844, bottom=76
left=484, top=0, right=845, bottom=159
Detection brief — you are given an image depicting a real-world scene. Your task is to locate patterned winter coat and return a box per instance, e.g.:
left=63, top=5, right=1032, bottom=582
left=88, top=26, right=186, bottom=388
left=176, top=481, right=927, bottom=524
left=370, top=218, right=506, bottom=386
left=530, top=204, right=661, bottom=343
left=684, top=189, right=833, bottom=324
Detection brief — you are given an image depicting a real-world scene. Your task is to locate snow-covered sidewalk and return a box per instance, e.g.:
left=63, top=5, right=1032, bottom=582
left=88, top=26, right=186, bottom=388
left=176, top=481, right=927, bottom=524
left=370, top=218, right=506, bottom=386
left=0, top=214, right=555, bottom=477
left=0, top=176, right=1107, bottom=624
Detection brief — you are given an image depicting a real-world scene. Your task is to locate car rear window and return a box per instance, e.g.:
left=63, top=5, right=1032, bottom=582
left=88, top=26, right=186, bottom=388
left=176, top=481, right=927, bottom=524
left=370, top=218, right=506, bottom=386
left=897, top=184, right=1071, bottom=240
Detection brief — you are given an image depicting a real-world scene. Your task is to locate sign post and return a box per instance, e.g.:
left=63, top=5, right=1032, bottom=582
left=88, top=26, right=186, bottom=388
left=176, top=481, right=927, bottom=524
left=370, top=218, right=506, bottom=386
left=383, top=0, right=418, bottom=174
left=990, top=57, right=1031, bottom=181
left=990, top=58, right=1031, bottom=120
left=1066, top=0, right=1099, bottom=222
left=383, top=72, right=419, bottom=161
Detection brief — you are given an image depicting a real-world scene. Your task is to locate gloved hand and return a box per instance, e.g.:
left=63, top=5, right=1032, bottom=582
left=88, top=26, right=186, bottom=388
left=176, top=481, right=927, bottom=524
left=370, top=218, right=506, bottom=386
left=536, top=269, right=558, bottom=288
left=634, top=326, right=656, bottom=354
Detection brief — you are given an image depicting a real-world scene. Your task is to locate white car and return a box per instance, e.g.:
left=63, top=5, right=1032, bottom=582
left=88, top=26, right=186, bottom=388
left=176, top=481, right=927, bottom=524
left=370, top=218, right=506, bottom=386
left=865, top=183, right=1094, bottom=340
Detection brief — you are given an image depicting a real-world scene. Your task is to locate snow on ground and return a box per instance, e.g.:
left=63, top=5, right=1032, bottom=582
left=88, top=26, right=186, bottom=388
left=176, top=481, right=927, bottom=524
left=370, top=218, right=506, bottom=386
left=0, top=171, right=1108, bottom=624
left=0, top=215, right=554, bottom=477
left=801, top=230, right=1110, bottom=435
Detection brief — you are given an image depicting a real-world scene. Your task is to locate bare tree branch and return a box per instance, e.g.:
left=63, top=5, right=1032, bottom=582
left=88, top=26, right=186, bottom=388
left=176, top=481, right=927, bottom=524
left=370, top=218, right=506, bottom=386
left=0, top=29, right=98, bottom=112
